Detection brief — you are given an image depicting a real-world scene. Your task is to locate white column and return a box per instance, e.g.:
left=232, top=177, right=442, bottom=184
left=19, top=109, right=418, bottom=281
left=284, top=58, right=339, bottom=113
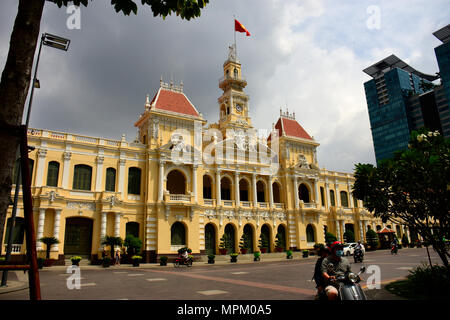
left=158, top=160, right=165, bottom=202
left=61, top=152, right=71, bottom=189
left=335, top=182, right=341, bottom=207
left=335, top=220, right=341, bottom=242
left=359, top=220, right=364, bottom=242
left=314, top=179, right=320, bottom=205
left=216, top=169, right=221, bottom=205
left=341, top=220, right=346, bottom=241
left=234, top=171, right=240, bottom=205
left=192, top=165, right=198, bottom=203
left=325, top=182, right=331, bottom=208
left=293, top=177, right=299, bottom=209
left=35, top=148, right=47, bottom=187
left=99, top=212, right=107, bottom=250
left=268, top=176, right=274, bottom=208
left=95, top=156, right=104, bottom=192
left=348, top=183, right=354, bottom=208
left=118, top=158, right=126, bottom=195
left=37, top=208, right=46, bottom=250
left=252, top=173, right=257, bottom=207
left=114, top=212, right=121, bottom=238
left=51, top=209, right=62, bottom=252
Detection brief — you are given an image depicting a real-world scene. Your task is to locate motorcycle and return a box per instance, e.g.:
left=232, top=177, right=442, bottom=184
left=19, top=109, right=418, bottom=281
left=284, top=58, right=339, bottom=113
left=354, top=248, right=364, bottom=263
left=329, top=266, right=367, bottom=300
left=174, top=256, right=193, bottom=267
left=391, top=244, right=398, bottom=255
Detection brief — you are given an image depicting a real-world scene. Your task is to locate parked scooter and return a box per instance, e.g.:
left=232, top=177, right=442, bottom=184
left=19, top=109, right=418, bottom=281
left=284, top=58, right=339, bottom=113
left=354, top=248, right=364, bottom=263
left=329, top=266, right=367, bottom=300
left=174, top=256, right=193, bottom=267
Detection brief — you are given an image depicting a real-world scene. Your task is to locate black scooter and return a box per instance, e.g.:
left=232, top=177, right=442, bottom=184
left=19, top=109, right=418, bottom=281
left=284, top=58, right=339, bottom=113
left=330, top=266, right=367, bottom=300
left=354, top=248, right=364, bottom=263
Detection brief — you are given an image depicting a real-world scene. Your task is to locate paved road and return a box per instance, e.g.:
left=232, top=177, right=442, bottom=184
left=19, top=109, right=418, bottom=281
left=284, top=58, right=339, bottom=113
left=0, top=247, right=441, bottom=300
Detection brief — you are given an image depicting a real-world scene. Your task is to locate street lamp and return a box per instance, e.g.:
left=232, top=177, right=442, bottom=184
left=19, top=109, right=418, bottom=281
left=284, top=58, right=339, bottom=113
left=1, top=32, right=71, bottom=287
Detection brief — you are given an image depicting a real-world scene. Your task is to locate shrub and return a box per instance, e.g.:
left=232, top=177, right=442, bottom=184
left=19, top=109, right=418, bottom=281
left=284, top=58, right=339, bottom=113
left=343, top=230, right=355, bottom=243
left=406, top=264, right=450, bottom=297
left=124, top=234, right=142, bottom=256
left=70, top=256, right=82, bottom=262
left=366, top=229, right=379, bottom=250
left=132, top=255, right=142, bottom=261
left=325, top=232, right=337, bottom=245
left=253, top=251, right=261, bottom=258
left=159, top=256, right=168, bottom=262
left=286, top=250, right=293, bottom=256
left=207, top=254, right=215, bottom=260
left=230, top=253, right=239, bottom=257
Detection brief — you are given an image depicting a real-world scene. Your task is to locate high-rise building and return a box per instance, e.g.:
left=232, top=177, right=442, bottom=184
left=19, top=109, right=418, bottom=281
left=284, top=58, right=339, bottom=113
left=363, top=24, right=450, bottom=163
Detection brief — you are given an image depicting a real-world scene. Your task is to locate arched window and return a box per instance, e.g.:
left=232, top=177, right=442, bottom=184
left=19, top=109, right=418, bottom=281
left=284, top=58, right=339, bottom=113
left=46, top=161, right=60, bottom=187
left=126, top=222, right=139, bottom=238
left=128, top=167, right=141, bottom=195
left=167, top=170, right=186, bottom=194
left=272, top=182, right=281, bottom=203
left=340, top=191, right=349, bottom=207
left=353, top=194, right=358, bottom=208
left=4, top=217, right=25, bottom=245
left=203, top=175, right=212, bottom=199
left=233, top=68, right=238, bottom=78
left=330, top=190, right=336, bottom=206
left=256, top=181, right=266, bottom=202
left=239, top=179, right=249, bottom=202
left=306, top=224, right=315, bottom=243
left=73, top=164, right=92, bottom=191
left=320, top=187, right=325, bottom=206
left=299, top=184, right=310, bottom=203
left=13, top=158, right=34, bottom=184
left=105, top=167, right=116, bottom=192
left=221, top=177, right=232, bottom=200
left=171, top=222, right=186, bottom=246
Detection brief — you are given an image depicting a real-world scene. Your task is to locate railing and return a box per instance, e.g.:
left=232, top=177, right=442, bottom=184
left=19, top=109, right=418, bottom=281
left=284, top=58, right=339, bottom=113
left=240, top=201, right=252, bottom=208
left=274, top=203, right=284, bottom=209
left=168, top=194, right=191, bottom=202
left=203, top=199, right=215, bottom=206
left=8, top=244, right=22, bottom=253
left=258, top=202, right=269, bottom=208
left=303, top=202, right=317, bottom=209
left=222, top=200, right=234, bottom=207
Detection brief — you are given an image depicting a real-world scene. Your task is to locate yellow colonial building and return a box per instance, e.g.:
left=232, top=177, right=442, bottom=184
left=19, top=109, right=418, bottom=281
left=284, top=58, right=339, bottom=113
left=2, top=47, right=394, bottom=264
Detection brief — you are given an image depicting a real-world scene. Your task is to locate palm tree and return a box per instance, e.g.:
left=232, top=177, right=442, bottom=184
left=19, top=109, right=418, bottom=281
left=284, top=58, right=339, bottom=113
left=101, top=236, right=123, bottom=259
left=39, top=236, right=59, bottom=259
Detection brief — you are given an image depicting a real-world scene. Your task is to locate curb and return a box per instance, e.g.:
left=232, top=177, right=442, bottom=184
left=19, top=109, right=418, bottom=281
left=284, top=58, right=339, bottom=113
left=0, top=281, right=29, bottom=295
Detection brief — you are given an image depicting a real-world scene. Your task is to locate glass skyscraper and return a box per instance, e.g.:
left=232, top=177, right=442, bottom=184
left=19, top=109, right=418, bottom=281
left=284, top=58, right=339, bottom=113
left=363, top=24, right=450, bottom=164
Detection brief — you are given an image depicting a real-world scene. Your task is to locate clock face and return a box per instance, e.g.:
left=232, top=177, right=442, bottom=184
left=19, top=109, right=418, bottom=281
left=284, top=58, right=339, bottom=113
left=235, top=104, right=243, bottom=112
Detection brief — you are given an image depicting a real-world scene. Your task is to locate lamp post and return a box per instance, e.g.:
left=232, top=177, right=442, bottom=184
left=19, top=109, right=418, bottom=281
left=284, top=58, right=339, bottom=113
left=1, top=33, right=70, bottom=287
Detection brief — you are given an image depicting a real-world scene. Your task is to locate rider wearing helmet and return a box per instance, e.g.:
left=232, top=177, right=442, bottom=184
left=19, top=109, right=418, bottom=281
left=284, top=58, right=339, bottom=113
left=321, top=241, right=352, bottom=300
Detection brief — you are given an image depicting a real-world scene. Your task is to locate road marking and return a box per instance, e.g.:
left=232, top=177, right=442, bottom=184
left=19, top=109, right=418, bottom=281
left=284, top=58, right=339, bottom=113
left=146, top=278, right=167, bottom=282
left=197, top=290, right=228, bottom=296
left=127, top=274, right=144, bottom=277
left=113, top=271, right=128, bottom=274
left=396, top=267, right=414, bottom=270
left=231, top=272, right=248, bottom=275
left=80, top=282, right=97, bottom=287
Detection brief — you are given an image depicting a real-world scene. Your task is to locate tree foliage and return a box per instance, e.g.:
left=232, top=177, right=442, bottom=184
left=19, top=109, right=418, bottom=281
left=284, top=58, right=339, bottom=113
left=353, top=128, right=450, bottom=266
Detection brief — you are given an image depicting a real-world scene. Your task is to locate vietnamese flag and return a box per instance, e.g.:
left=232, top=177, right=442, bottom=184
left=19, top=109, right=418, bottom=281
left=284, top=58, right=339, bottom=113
left=235, top=19, right=251, bottom=36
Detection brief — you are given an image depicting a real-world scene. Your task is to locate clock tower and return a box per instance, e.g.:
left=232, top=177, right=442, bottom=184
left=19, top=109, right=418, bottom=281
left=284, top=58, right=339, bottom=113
left=218, top=44, right=252, bottom=137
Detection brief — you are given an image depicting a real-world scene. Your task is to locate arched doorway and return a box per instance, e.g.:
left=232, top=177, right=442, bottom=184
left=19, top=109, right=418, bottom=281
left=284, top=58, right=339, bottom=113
left=299, top=183, right=310, bottom=203
left=64, top=217, right=93, bottom=257
left=205, top=223, right=216, bottom=255
left=306, top=224, right=315, bottom=245
left=256, top=181, right=266, bottom=202
left=242, top=224, right=254, bottom=253
left=171, top=222, right=186, bottom=249
left=126, top=222, right=139, bottom=238
left=224, top=224, right=235, bottom=253
left=221, top=177, right=232, bottom=201
left=167, top=170, right=186, bottom=194
left=203, top=175, right=212, bottom=199
left=272, top=182, right=281, bottom=203
left=239, top=179, right=249, bottom=202
left=276, top=225, right=286, bottom=250
left=344, top=224, right=355, bottom=243
left=260, top=224, right=272, bottom=253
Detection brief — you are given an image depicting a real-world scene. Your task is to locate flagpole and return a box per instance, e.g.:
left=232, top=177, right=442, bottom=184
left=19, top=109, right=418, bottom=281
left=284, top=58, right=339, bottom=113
left=233, top=15, right=237, bottom=61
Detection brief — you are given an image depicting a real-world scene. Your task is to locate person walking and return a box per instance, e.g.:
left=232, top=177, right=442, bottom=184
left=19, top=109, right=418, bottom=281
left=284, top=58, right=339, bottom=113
left=115, top=249, right=121, bottom=266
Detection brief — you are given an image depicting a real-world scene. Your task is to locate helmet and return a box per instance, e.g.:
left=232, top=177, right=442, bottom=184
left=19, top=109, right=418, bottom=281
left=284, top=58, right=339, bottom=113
left=330, top=241, right=344, bottom=252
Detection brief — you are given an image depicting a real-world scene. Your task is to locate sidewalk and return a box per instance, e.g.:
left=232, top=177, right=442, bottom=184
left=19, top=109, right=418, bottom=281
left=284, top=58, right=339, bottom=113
left=0, top=271, right=29, bottom=294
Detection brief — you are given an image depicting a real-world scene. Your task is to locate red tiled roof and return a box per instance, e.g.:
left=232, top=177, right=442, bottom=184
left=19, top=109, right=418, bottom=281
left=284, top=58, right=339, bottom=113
left=377, top=227, right=395, bottom=234
left=151, top=88, right=200, bottom=117
left=270, top=117, right=313, bottom=140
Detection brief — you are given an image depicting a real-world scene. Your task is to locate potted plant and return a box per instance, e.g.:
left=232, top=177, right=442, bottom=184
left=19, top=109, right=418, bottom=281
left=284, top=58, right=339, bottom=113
left=253, top=251, right=261, bottom=262
left=239, top=233, right=250, bottom=254
left=219, top=234, right=229, bottom=255
left=302, top=250, right=309, bottom=258
left=207, top=254, right=215, bottom=264
left=159, top=256, right=168, bottom=266
left=101, top=235, right=123, bottom=260
left=259, top=234, right=269, bottom=253
left=70, top=256, right=82, bottom=266
left=102, top=256, right=111, bottom=268
left=39, top=237, right=59, bottom=267
left=37, top=257, right=45, bottom=269
left=132, top=255, right=142, bottom=267
left=286, top=250, right=293, bottom=259
left=230, top=253, right=238, bottom=263
left=274, top=233, right=285, bottom=252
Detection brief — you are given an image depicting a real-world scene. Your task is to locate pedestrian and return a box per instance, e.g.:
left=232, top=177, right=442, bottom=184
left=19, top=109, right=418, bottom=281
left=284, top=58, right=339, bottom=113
left=115, top=249, right=121, bottom=266
left=313, top=245, right=329, bottom=299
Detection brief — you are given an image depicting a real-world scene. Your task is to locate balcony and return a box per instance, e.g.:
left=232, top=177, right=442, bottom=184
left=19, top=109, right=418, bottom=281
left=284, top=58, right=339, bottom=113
left=203, top=199, right=215, bottom=206
left=166, top=194, right=191, bottom=202
left=258, top=202, right=269, bottom=209
left=222, top=200, right=234, bottom=207
left=240, top=201, right=252, bottom=208
left=274, top=203, right=284, bottom=210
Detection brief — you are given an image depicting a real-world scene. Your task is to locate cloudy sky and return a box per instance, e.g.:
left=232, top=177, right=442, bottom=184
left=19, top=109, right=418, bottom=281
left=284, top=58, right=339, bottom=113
left=1, top=0, right=449, bottom=173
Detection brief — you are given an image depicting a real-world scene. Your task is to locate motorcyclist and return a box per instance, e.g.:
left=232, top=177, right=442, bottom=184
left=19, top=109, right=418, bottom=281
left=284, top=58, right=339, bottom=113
left=180, top=249, right=189, bottom=263
left=354, top=241, right=364, bottom=257
left=313, top=245, right=329, bottom=299
left=321, top=241, right=352, bottom=300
